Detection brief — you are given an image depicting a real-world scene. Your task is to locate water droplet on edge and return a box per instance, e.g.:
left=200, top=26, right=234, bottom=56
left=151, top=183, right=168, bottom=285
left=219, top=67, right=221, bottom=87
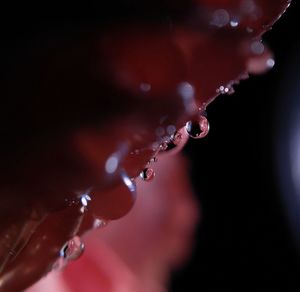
left=60, top=236, right=84, bottom=261
left=159, top=128, right=189, bottom=156
left=140, top=168, right=155, bottom=181
left=93, top=218, right=109, bottom=229
left=185, top=116, right=210, bottom=139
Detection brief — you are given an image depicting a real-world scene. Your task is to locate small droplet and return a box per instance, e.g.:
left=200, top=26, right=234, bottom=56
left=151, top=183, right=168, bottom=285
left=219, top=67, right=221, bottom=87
left=140, top=168, right=155, bottom=181
left=185, top=116, right=210, bottom=139
left=93, top=218, right=109, bottom=229
left=60, top=236, right=84, bottom=261
left=149, top=157, right=158, bottom=163
left=216, top=85, right=233, bottom=95
left=159, top=128, right=189, bottom=156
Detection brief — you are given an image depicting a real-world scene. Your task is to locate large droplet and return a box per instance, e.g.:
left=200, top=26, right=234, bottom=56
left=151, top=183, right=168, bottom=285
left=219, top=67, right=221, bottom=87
left=185, top=116, right=210, bottom=139
left=139, top=168, right=155, bottom=181
left=60, top=236, right=84, bottom=261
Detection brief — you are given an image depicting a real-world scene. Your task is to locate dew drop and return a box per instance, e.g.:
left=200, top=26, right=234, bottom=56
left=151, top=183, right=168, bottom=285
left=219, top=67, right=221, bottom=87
left=159, top=127, right=189, bottom=156
left=149, top=156, right=158, bottom=163
left=216, top=85, right=234, bottom=95
left=139, top=168, right=155, bottom=181
left=185, top=116, right=210, bottom=139
left=93, top=218, right=109, bottom=229
left=60, top=236, right=84, bottom=261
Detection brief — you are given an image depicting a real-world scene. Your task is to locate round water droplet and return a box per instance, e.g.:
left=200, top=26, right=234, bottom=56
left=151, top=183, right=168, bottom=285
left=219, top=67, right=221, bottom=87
left=185, top=116, right=210, bottom=139
left=139, top=168, right=155, bottom=181
left=60, top=236, right=84, bottom=261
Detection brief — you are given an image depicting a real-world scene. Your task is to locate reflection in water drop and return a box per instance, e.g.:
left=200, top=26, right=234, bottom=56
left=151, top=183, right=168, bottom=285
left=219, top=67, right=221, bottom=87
left=60, top=236, right=84, bottom=261
left=149, top=157, right=158, bottom=163
left=185, top=116, right=210, bottom=139
left=140, top=168, right=155, bottom=181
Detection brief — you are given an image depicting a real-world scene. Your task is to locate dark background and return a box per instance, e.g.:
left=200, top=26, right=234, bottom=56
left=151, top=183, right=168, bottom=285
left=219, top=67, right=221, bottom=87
left=172, top=2, right=300, bottom=291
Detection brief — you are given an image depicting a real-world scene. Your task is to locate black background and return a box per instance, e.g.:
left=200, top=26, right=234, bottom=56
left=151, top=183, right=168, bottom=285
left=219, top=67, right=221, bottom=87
left=171, top=2, right=300, bottom=291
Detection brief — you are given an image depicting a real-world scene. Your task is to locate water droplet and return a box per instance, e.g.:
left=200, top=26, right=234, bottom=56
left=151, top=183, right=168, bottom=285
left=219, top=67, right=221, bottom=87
left=149, top=156, right=158, bottom=163
left=216, top=85, right=234, bottom=95
left=185, top=116, right=210, bottom=139
left=60, top=236, right=84, bottom=261
left=159, top=127, right=189, bottom=155
left=139, top=168, right=155, bottom=181
left=93, top=218, right=109, bottom=229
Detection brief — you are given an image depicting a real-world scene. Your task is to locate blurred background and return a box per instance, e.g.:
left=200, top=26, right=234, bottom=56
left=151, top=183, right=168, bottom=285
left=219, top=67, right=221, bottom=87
left=171, top=1, right=300, bottom=290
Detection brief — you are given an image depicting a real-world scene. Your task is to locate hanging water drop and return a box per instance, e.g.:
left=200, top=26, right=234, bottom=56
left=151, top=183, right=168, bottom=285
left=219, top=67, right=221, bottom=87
left=139, top=168, right=155, bottom=181
left=60, top=236, right=84, bottom=261
left=185, top=116, right=210, bottom=139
